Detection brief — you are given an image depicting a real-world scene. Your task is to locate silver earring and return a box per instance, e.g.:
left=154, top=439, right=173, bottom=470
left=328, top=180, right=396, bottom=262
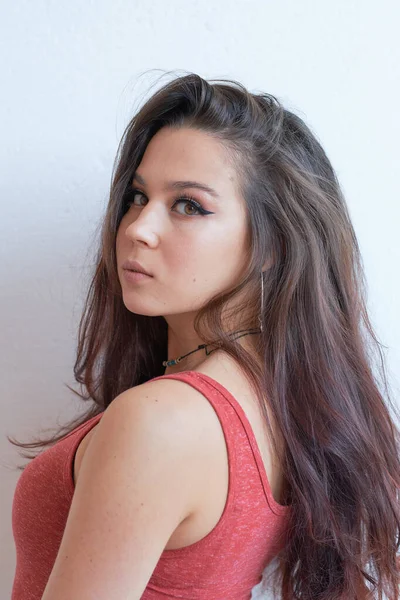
left=259, top=271, right=264, bottom=332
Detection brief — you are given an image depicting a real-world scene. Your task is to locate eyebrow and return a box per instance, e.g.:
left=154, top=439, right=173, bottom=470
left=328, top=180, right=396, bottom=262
left=132, top=172, right=220, bottom=198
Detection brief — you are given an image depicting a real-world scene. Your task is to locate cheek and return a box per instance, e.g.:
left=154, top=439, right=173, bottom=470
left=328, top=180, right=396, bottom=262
left=171, top=233, right=246, bottom=291
left=168, top=239, right=199, bottom=279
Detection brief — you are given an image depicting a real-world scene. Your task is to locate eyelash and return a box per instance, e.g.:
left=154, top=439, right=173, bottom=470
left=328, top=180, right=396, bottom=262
left=124, top=188, right=211, bottom=217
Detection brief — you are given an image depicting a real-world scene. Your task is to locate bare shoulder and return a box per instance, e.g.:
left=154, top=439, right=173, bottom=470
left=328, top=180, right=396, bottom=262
left=92, top=376, right=221, bottom=506
left=109, top=376, right=218, bottom=442
left=42, top=378, right=215, bottom=598
left=74, top=375, right=222, bottom=491
left=100, top=375, right=212, bottom=463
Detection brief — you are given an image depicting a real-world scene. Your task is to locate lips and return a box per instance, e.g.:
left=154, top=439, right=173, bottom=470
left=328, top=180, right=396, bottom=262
left=122, top=259, right=153, bottom=276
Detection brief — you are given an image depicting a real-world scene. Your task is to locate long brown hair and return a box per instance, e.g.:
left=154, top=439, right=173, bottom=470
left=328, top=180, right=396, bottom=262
left=8, top=71, right=400, bottom=598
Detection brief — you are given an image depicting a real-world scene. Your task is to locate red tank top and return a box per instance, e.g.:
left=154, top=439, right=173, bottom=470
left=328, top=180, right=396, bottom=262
left=11, top=370, right=291, bottom=599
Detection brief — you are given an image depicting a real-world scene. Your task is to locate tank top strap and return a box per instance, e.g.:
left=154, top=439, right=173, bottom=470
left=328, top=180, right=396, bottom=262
left=150, top=370, right=287, bottom=516
left=151, top=370, right=238, bottom=506
left=152, top=370, right=243, bottom=441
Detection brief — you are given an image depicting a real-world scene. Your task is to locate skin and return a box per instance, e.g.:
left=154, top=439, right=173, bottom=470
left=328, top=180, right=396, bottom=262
left=41, top=127, right=282, bottom=600
left=115, top=125, right=259, bottom=374
left=39, top=126, right=371, bottom=600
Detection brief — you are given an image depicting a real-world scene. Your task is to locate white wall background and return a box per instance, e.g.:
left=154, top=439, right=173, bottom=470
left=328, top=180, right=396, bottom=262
left=1, top=1, right=399, bottom=597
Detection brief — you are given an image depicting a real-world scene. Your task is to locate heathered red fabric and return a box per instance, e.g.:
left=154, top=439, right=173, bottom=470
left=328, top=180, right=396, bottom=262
left=11, top=370, right=291, bottom=599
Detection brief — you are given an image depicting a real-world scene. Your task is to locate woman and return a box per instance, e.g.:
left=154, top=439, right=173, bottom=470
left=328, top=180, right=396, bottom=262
left=9, top=72, right=400, bottom=599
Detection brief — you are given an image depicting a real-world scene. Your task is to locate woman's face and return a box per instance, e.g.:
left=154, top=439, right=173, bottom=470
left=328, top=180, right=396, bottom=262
left=115, top=126, right=250, bottom=324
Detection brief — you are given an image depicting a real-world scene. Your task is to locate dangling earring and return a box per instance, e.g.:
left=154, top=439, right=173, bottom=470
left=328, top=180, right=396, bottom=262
left=259, top=271, right=264, bottom=333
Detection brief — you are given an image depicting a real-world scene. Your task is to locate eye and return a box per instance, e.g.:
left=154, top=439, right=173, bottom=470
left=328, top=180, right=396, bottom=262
left=126, top=190, right=147, bottom=208
left=125, top=189, right=213, bottom=217
left=173, top=196, right=205, bottom=216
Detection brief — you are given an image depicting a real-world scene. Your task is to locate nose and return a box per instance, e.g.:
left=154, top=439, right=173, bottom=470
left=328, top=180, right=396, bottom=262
left=123, top=203, right=161, bottom=247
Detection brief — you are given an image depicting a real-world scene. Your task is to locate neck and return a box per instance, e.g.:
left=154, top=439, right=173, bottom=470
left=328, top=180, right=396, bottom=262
left=162, top=327, right=261, bottom=375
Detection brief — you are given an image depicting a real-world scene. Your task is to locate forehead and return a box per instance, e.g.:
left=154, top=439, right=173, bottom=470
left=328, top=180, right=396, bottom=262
left=136, top=127, right=238, bottom=195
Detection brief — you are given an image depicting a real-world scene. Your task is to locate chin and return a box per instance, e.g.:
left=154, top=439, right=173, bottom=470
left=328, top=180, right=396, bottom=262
left=120, top=297, right=161, bottom=318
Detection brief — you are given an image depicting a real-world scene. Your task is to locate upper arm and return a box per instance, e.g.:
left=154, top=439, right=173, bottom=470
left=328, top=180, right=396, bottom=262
left=41, top=380, right=200, bottom=600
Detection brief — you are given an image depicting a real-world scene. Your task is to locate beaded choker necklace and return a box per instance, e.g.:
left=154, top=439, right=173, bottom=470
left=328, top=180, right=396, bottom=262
left=162, top=327, right=261, bottom=368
